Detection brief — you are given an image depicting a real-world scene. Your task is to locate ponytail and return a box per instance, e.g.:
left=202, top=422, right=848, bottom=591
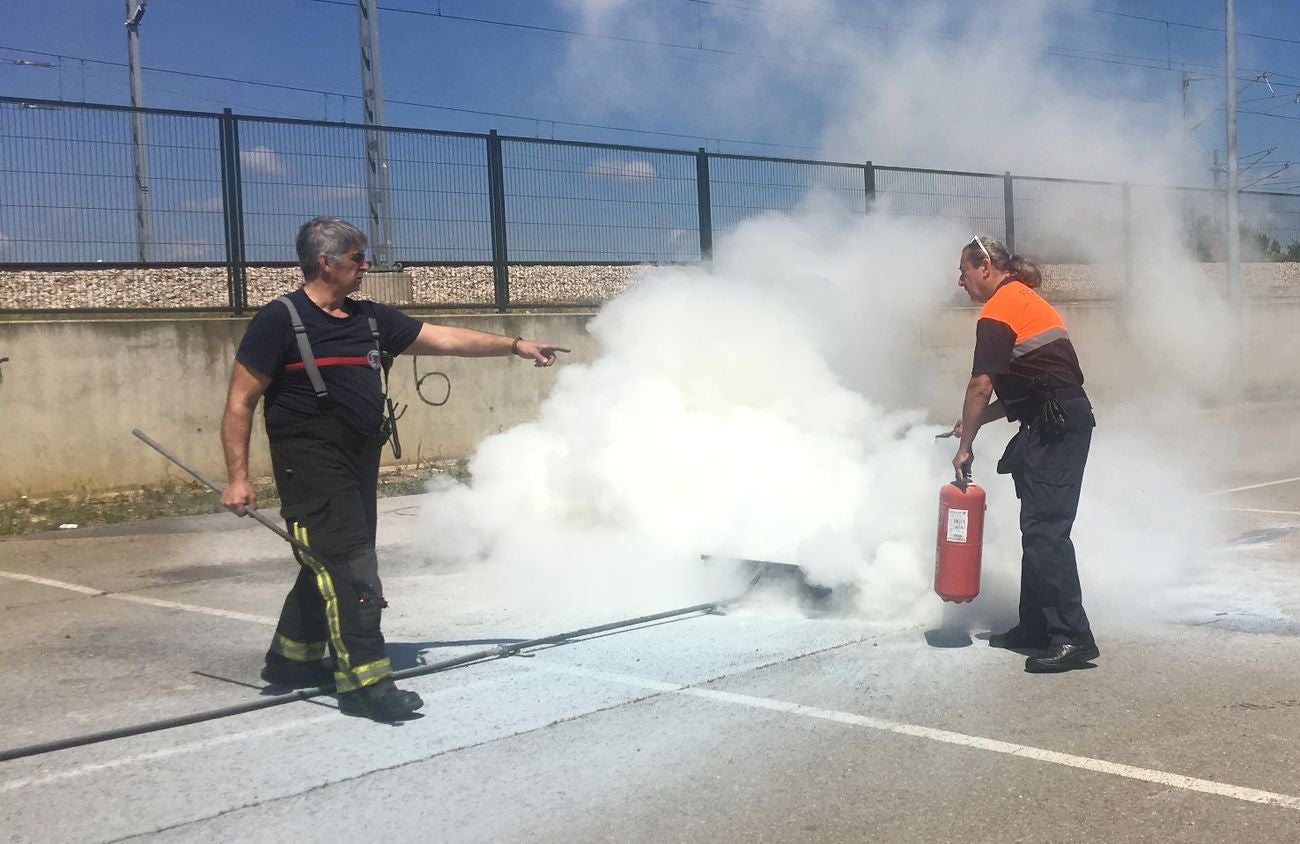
left=1008, top=253, right=1043, bottom=289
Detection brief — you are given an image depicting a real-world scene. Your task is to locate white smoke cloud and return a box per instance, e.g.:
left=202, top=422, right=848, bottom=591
left=412, top=0, right=1233, bottom=633
left=417, top=210, right=964, bottom=621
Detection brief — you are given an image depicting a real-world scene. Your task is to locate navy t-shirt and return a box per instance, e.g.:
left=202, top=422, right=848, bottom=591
left=236, top=287, right=423, bottom=437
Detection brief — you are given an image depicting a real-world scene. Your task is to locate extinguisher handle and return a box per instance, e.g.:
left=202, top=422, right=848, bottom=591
left=956, top=448, right=974, bottom=489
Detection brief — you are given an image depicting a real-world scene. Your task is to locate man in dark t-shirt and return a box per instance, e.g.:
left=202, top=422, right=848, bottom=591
left=220, top=217, right=569, bottom=721
left=951, top=236, right=1099, bottom=675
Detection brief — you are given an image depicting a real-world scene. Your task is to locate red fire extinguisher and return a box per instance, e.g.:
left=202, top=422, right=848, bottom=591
left=935, top=478, right=986, bottom=603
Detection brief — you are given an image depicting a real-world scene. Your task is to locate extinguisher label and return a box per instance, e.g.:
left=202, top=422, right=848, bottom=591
left=946, top=508, right=969, bottom=543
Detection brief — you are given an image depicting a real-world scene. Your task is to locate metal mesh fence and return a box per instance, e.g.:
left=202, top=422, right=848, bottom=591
left=1240, top=190, right=1300, bottom=256
left=236, top=118, right=491, bottom=265
left=5, top=97, right=1300, bottom=313
left=501, top=139, right=699, bottom=263
left=874, top=168, right=1007, bottom=241
left=0, top=101, right=224, bottom=264
left=1012, top=178, right=1125, bottom=263
left=708, top=155, right=867, bottom=237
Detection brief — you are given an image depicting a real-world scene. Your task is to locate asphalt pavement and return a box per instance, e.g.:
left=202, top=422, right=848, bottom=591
left=2, top=400, right=1300, bottom=843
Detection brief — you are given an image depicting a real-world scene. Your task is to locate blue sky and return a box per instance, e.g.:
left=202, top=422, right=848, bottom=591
left=4, top=1, right=1300, bottom=189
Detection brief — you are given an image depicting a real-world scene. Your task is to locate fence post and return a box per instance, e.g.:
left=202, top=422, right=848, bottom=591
left=1122, top=182, right=1134, bottom=296
left=486, top=130, right=510, bottom=313
left=1003, top=171, right=1015, bottom=251
left=864, top=160, right=876, bottom=214
left=218, top=109, right=248, bottom=316
left=696, top=148, right=713, bottom=261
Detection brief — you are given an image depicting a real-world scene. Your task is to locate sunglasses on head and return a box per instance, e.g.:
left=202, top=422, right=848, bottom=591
left=968, top=236, right=993, bottom=264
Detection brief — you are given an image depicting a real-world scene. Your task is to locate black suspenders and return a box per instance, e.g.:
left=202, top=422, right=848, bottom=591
left=276, top=295, right=401, bottom=457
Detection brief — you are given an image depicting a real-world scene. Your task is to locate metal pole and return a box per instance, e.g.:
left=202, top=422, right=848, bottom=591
left=357, top=0, right=395, bottom=268
left=1224, top=0, right=1241, bottom=310
left=1181, top=73, right=1191, bottom=182
left=1003, top=172, right=1015, bottom=252
left=486, top=131, right=510, bottom=313
left=1122, top=182, right=1134, bottom=297
left=125, top=0, right=151, bottom=263
left=696, top=148, right=713, bottom=260
left=864, top=160, right=876, bottom=215
left=218, top=109, right=249, bottom=316
left=219, top=110, right=239, bottom=313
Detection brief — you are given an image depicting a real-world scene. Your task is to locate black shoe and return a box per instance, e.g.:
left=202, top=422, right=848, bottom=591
left=1025, top=643, right=1100, bottom=673
left=988, top=626, right=1050, bottom=650
left=261, top=656, right=334, bottom=688
left=338, top=678, right=424, bottom=722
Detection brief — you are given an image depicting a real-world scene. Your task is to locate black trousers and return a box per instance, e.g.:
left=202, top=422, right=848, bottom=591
left=998, top=423, right=1095, bottom=646
left=266, top=414, right=392, bottom=692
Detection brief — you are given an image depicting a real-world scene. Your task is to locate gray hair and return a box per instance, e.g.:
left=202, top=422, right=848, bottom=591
left=963, top=235, right=1043, bottom=289
left=296, top=217, right=367, bottom=280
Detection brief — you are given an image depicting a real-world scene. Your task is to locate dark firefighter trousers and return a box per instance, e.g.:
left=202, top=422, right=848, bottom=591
left=267, top=414, right=393, bottom=693
left=998, top=420, right=1095, bottom=647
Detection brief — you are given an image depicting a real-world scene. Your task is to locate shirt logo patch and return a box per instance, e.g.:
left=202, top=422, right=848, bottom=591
left=367, top=349, right=382, bottom=370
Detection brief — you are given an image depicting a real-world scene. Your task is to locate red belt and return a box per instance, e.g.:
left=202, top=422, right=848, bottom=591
left=285, top=356, right=371, bottom=370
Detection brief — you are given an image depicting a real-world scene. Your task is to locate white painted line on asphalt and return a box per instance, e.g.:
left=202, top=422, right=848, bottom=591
left=0, top=570, right=104, bottom=596
left=0, top=569, right=277, bottom=626
left=680, top=688, right=1300, bottom=811
left=109, top=593, right=277, bottom=626
left=1205, top=476, right=1300, bottom=496
left=1216, top=507, right=1300, bottom=516
left=530, top=662, right=1300, bottom=812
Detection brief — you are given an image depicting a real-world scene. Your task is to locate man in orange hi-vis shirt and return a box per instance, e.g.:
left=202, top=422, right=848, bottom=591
left=951, top=235, right=1099, bottom=674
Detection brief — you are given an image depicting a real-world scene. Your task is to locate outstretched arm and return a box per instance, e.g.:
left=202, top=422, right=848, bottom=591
left=405, top=322, right=570, bottom=367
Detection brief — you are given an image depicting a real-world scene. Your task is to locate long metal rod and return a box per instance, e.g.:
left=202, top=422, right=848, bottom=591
left=0, top=571, right=765, bottom=764
left=131, top=429, right=319, bottom=562
left=0, top=431, right=777, bottom=764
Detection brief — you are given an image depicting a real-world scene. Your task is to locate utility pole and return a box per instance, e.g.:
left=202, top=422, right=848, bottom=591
left=1225, top=0, right=1241, bottom=309
left=1182, top=72, right=1193, bottom=183
left=125, top=0, right=151, bottom=263
left=357, top=0, right=395, bottom=270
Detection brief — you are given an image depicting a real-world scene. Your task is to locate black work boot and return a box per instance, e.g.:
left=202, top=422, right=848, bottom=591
left=261, top=653, right=335, bottom=688
left=1024, top=642, right=1101, bottom=673
left=337, top=678, right=424, bottom=721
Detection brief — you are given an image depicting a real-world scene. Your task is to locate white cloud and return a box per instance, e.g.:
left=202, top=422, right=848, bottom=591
left=156, top=240, right=223, bottom=262
left=240, top=145, right=287, bottom=176
left=295, top=183, right=367, bottom=201
left=583, top=156, right=657, bottom=183
left=183, top=196, right=225, bottom=213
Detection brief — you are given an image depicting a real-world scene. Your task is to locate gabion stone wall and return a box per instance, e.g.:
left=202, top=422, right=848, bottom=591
left=507, top=265, right=639, bottom=305
left=3, top=262, right=1300, bottom=311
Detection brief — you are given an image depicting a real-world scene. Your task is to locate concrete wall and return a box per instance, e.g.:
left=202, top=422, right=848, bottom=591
left=3, top=301, right=1299, bottom=498
left=0, top=314, right=601, bottom=498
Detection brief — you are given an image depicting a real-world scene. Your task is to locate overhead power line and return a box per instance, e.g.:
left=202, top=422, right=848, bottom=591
left=1045, top=1, right=1300, bottom=48
left=295, top=0, right=1300, bottom=94
left=0, top=45, right=825, bottom=153
left=5, top=1, right=1300, bottom=152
